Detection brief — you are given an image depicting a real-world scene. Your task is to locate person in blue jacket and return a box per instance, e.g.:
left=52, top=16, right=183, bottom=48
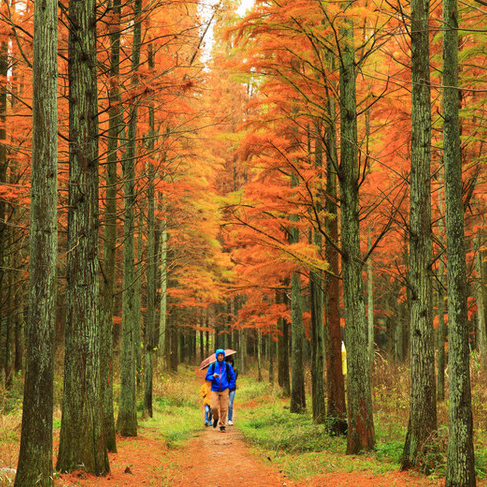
left=205, top=348, right=236, bottom=433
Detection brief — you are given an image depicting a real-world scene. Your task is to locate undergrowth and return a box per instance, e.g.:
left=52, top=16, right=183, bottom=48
left=236, top=360, right=487, bottom=481
left=3, top=357, right=487, bottom=484
left=141, top=365, right=202, bottom=448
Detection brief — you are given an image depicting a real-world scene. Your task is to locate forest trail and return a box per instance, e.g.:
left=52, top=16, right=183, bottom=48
left=49, top=418, right=461, bottom=487
left=171, top=425, right=292, bottom=487
left=168, top=425, right=447, bottom=487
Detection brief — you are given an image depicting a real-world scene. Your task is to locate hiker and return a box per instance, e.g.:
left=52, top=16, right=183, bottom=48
left=200, top=379, right=212, bottom=427
left=226, top=356, right=238, bottom=425
left=205, top=348, right=236, bottom=433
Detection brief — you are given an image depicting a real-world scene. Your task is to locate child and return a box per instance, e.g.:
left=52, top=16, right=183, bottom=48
left=200, top=379, right=212, bottom=426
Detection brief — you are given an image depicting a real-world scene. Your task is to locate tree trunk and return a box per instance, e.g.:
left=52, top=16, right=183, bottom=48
left=0, top=15, right=8, bottom=392
left=290, top=271, right=306, bottom=413
left=443, top=0, right=476, bottom=483
left=135, top=211, right=143, bottom=391
left=117, top=0, right=143, bottom=437
left=4, top=233, right=13, bottom=388
left=475, top=232, right=486, bottom=370
left=289, top=171, right=306, bottom=413
left=14, top=278, right=24, bottom=375
left=398, top=233, right=411, bottom=364
left=170, top=319, right=179, bottom=371
left=277, top=288, right=290, bottom=397
left=437, top=280, right=447, bottom=402
left=339, top=6, right=375, bottom=453
left=99, top=0, right=122, bottom=453
left=15, top=0, right=58, bottom=482
left=437, top=166, right=447, bottom=401
left=269, top=336, right=275, bottom=384
left=309, top=124, right=325, bottom=424
left=159, top=218, right=168, bottom=367
left=57, top=0, right=109, bottom=473
left=310, top=269, right=325, bottom=423
left=257, top=330, right=262, bottom=381
left=367, top=237, right=374, bottom=371
left=401, top=0, right=437, bottom=470
left=144, top=70, right=156, bottom=416
left=239, top=328, right=245, bottom=375
left=324, top=92, right=347, bottom=435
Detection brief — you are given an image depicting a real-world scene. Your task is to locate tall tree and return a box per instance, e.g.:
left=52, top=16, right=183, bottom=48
left=290, top=175, right=306, bottom=414
left=0, top=1, right=8, bottom=390
left=310, top=126, right=325, bottom=424
left=401, top=0, right=437, bottom=470
left=339, top=3, right=375, bottom=454
left=324, top=89, right=347, bottom=435
left=56, top=0, right=109, bottom=473
left=99, top=0, right=122, bottom=453
left=443, top=0, right=476, bottom=483
left=117, top=0, right=143, bottom=436
left=144, top=42, right=157, bottom=418
left=14, top=0, right=58, bottom=482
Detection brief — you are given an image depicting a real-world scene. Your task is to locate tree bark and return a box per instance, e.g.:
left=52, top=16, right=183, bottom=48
left=289, top=192, right=306, bottom=413
left=239, top=328, right=246, bottom=375
left=15, top=0, right=58, bottom=482
left=475, top=232, right=486, bottom=370
left=0, top=12, right=8, bottom=391
left=436, top=169, right=447, bottom=402
left=117, top=0, right=143, bottom=437
left=324, top=92, right=347, bottom=435
left=310, top=125, right=325, bottom=424
left=339, top=6, right=375, bottom=453
left=4, top=229, right=13, bottom=388
left=99, top=0, right=122, bottom=453
left=158, top=201, right=168, bottom=367
left=277, top=288, right=290, bottom=396
left=443, top=0, right=476, bottom=483
left=144, top=50, right=156, bottom=416
left=257, top=330, right=262, bottom=381
left=367, top=237, right=374, bottom=371
left=135, top=210, right=143, bottom=390
left=57, top=0, right=109, bottom=473
left=401, top=0, right=437, bottom=470
left=269, top=336, right=275, bottom=384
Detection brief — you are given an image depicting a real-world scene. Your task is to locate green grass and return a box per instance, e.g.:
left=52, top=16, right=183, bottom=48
left=3, top=359, right=487, bottom=484
left=139, top=365, right=202, bottom=448
left=234, top=368, right=412, bottom=480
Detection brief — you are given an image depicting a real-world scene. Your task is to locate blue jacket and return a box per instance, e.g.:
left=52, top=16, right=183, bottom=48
left=205, top=349, right=236, bottom=392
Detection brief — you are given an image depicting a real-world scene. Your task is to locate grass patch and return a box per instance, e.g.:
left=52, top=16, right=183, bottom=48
left=235, top=371, right=410, bottom=480
left=141, top=365, right=202, bottom=449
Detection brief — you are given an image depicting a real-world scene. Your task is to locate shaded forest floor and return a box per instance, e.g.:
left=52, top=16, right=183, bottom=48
left=3, top=363, right=487, bottom=486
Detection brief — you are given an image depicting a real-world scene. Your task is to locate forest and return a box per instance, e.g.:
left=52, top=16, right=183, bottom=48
left=0, top=0, right=486, bottom=485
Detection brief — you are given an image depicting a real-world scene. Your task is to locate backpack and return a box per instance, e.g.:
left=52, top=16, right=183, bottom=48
left=208, top=361, right=231, bottom=377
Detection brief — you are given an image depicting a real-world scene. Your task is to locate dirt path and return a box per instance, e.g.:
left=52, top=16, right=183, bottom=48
left=171, top=425, right=292, bottom=487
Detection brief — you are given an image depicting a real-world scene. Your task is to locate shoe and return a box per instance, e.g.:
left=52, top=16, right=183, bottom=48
left=205, top=422, right=209, bottom=427
left=228, top=420, right=234, bottom=425
left=213, top=419, right=218, bottom=428
left=220, top=426, right=226, bottom=433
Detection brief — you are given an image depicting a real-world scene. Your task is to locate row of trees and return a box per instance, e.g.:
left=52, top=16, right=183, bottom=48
left=0, top=0, right=231, bottom=484
left=206, top=0, right=483, bottom=484
left=0, top=0, right=486, bottom=485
